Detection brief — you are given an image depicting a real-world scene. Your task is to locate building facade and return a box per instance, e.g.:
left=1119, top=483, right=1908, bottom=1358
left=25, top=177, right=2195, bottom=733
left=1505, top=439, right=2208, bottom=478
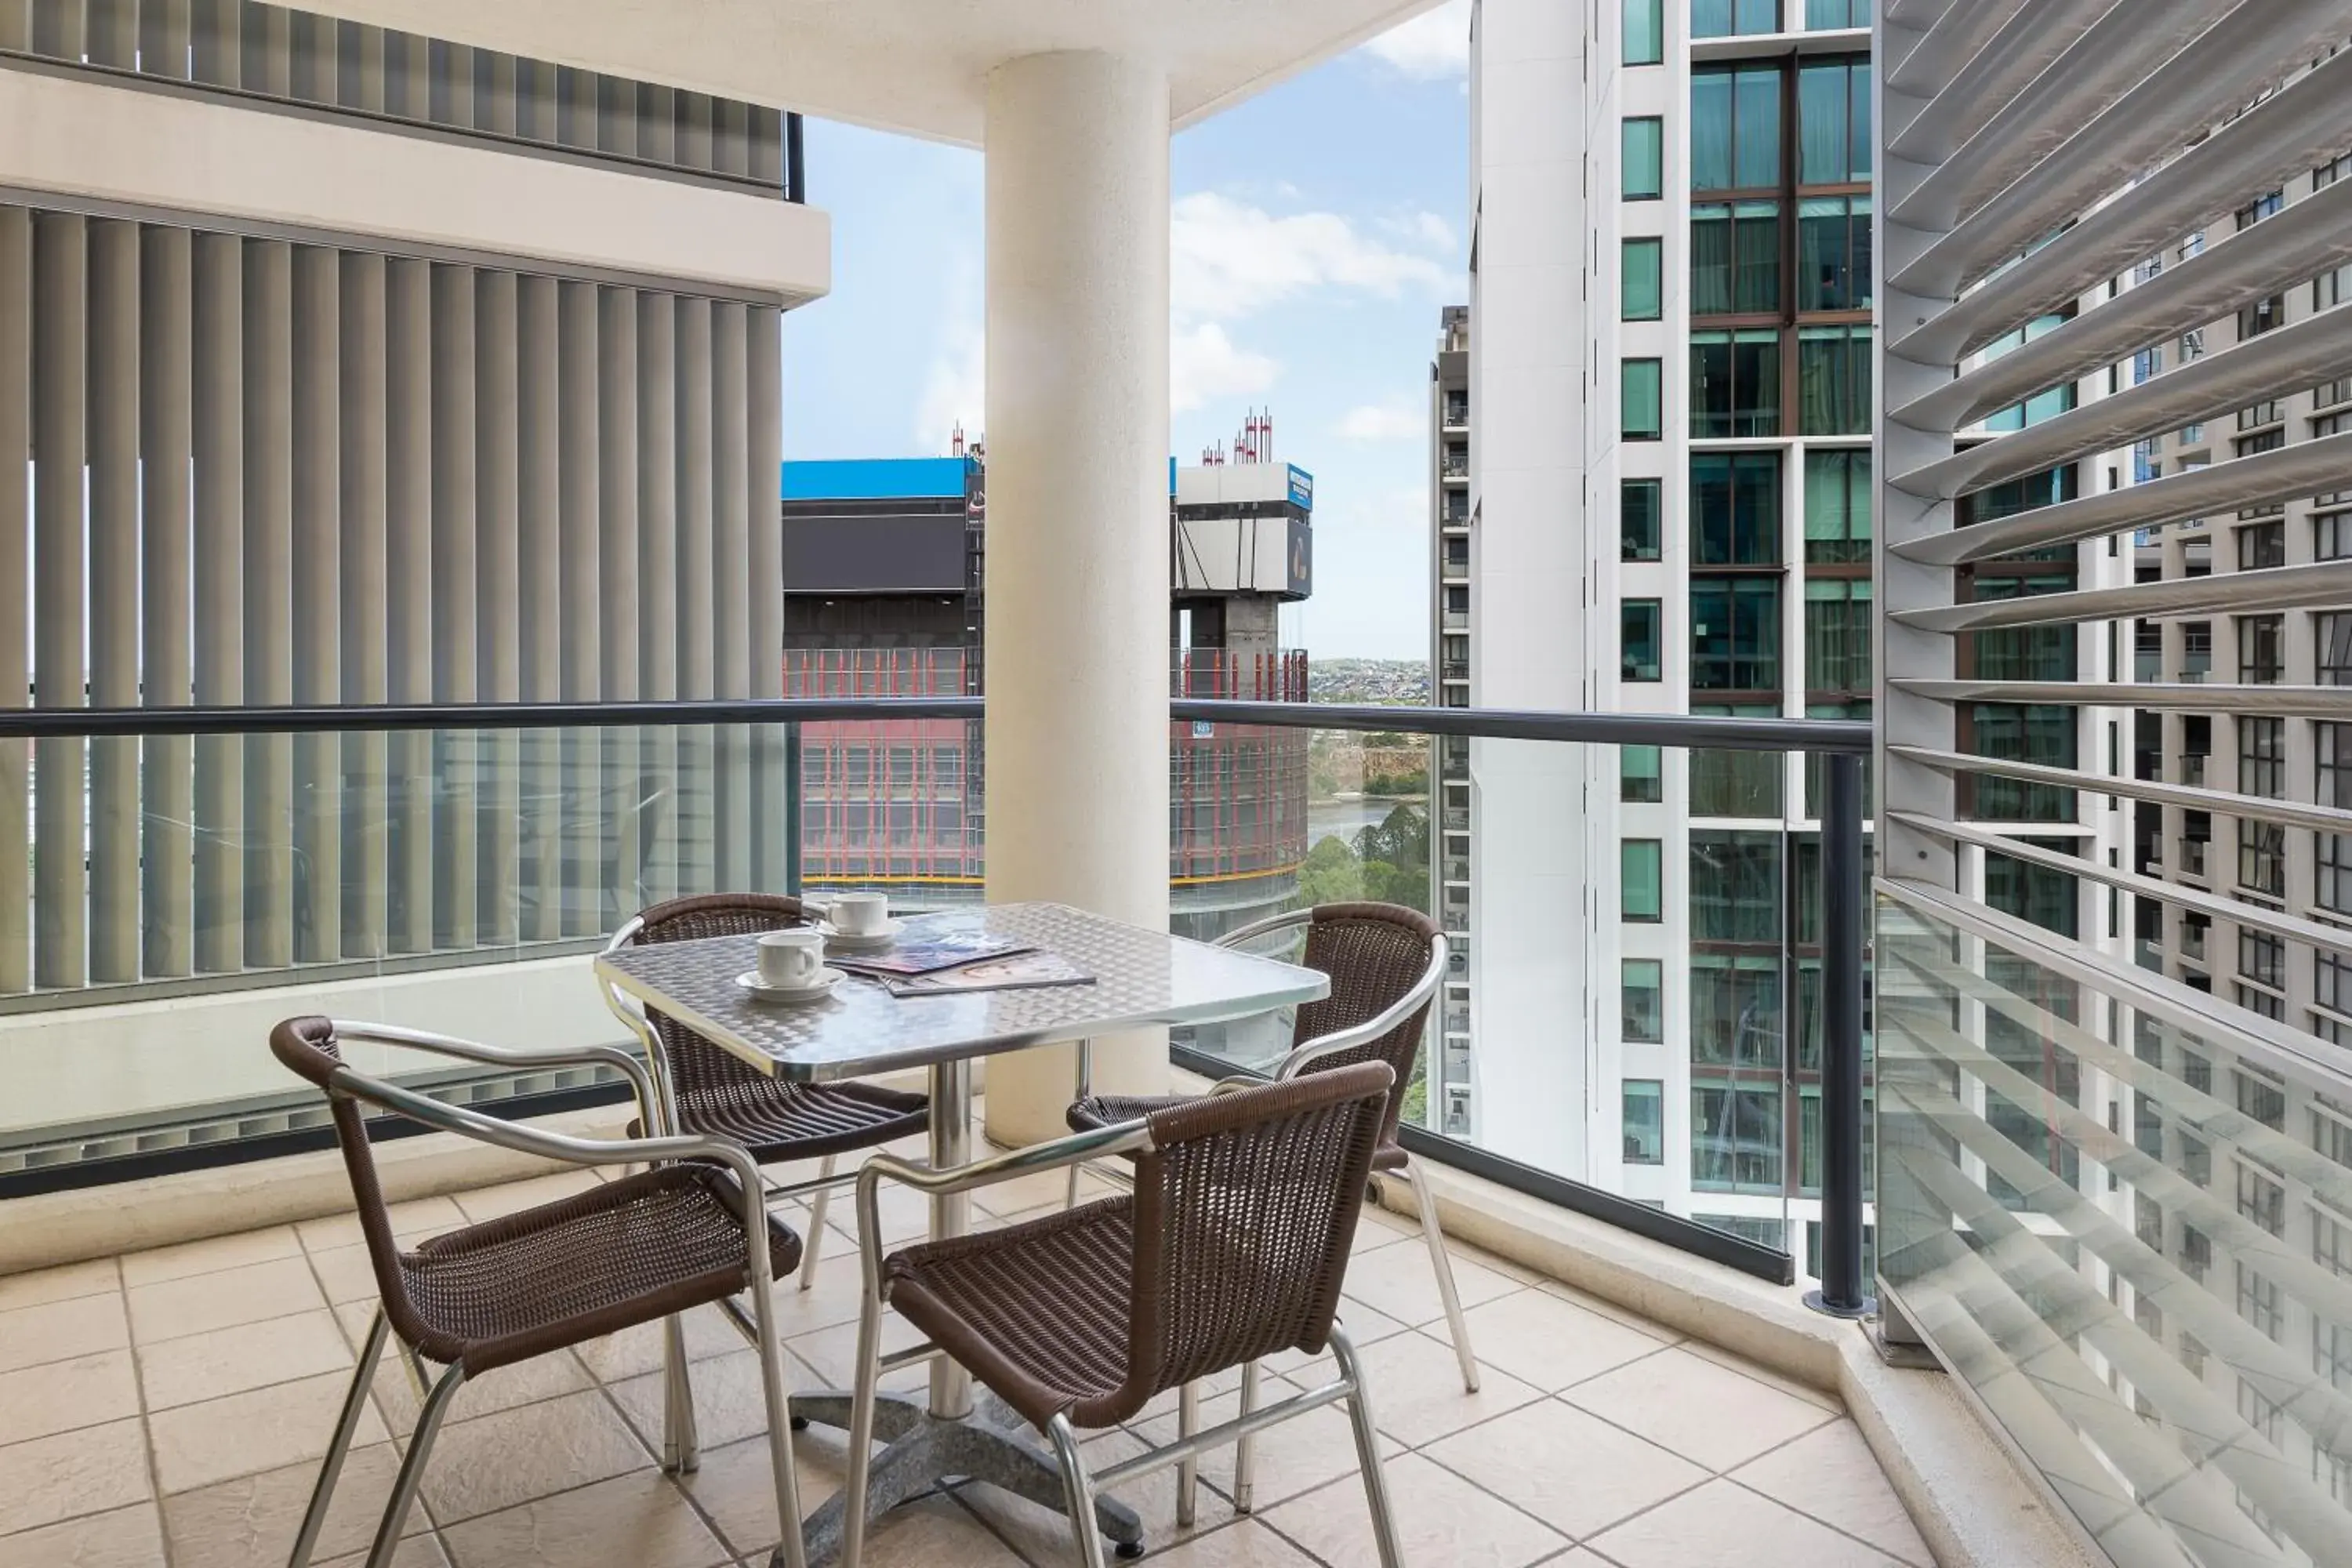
left=781, top=452, right=1316, bottom=942
left=1453, top=0, right=1881, bottom=1277
left=0, top=0, right=826, bottom=1168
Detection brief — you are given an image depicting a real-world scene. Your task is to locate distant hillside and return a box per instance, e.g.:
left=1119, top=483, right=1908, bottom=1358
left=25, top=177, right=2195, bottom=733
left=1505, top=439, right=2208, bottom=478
left=1309, top=659, right=1430, bottom=706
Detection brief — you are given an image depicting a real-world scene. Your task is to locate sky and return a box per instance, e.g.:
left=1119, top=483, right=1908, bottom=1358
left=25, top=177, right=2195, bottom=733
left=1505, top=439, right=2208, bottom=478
left=776, top=2, right=1473, bottom=662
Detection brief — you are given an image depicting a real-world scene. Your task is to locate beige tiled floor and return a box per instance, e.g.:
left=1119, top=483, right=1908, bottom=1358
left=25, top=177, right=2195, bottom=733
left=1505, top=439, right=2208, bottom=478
left=0, top=1164, right=1933, bottom=1568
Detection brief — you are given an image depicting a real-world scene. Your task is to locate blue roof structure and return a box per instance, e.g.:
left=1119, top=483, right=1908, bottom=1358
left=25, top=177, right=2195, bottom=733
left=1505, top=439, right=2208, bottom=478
left=781, top=456, right=975, bottom=501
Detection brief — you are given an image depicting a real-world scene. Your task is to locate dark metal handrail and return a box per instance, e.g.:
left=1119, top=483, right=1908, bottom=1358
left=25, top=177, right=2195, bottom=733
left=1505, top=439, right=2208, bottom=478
left=0, top=696, right=1875, bottom=753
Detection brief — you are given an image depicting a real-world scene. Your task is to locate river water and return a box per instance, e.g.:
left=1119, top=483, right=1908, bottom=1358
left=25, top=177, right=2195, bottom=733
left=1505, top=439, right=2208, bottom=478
left=1307, top=795, right=1427, bottom=847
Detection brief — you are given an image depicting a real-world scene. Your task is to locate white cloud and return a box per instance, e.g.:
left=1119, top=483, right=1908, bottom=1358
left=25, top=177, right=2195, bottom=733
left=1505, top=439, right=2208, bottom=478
left=911, top=193, right=1453, bottom=432
left=1337, top=403, right=1424, bottom=441
left=1171, top=324, right=1279, bottom=413
left=1171, top=192, right=1451, bottom=324
left=913, top=255, right=983, bottom=451
left=1357, top=0, right=1471, bottom=81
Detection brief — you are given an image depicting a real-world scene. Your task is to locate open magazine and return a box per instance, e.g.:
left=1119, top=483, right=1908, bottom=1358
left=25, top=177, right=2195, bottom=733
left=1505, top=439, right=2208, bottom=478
left=880, top=949, right=1096, bottom=998
left=826, top=926, right=1036, bottom=977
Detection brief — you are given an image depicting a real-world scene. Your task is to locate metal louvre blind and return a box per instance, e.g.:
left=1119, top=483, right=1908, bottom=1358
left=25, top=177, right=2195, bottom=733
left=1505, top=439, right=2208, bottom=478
left=0, top=202, right=785, bottom=995
left=1879, top=2, right=2352, bottom=1001
left=0, top=0, right=789, bottom=194
left=1878, top=5, right=2352, bottom=1566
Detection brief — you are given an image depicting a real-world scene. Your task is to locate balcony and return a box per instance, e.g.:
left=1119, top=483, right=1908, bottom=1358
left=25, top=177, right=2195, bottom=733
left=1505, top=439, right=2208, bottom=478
left=9, top=0, right=2321, bottom=1561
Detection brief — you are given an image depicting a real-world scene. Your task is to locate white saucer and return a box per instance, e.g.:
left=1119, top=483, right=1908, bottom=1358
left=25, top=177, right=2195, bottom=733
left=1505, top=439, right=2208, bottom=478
left=735, top=967, right=848, bottom=1004
left=814, top=919, right=902, bottom=950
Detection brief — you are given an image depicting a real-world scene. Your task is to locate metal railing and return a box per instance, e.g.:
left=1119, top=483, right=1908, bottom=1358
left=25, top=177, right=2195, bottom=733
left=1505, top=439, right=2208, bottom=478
left=0, top=695, right=1875, bottom=1303
left=1880, top=5, right=2352, bottom=1563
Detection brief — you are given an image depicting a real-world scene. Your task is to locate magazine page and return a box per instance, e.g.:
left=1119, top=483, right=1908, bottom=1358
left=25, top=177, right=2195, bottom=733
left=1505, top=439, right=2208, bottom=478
left=882, top=950, right=1096, bottom=997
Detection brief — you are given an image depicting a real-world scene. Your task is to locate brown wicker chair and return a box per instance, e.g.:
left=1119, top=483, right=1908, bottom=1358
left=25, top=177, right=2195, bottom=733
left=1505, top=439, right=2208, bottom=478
left=1068, top=902, right=1475, bottom=1434
left=840, top=1064, right=1405, bottom=1568
left=268, top=1016, right=811, bottom=1568
left=601, top=894, right=931, bottom=1287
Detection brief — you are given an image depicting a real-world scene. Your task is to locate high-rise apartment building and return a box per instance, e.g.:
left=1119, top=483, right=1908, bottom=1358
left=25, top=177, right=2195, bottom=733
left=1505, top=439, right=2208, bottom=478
left=1450, top=0, right=1878, bottom=1275
left=1429, top=303, right=1474, bottom=1136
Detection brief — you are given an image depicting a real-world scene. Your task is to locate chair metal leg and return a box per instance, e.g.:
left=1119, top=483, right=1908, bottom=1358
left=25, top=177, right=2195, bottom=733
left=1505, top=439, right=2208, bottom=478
left=800, top=1153, right=837, bottom=1292
left=746, top=1254, right=809, bottom=1568
left=838, top=1261, right=888, bottom=1568
left=361, top=1359, right=467, bottom=1568
left=662, top=1312, right=702, bottom=1472
left=287, top=1308, right=390, bottom=1568
left=1174, top=1382, right=1200, bottom=1528
left=1232, top=1360, right=1261, bottom=1514
left=1408, top=1157, right=1480, bottom=1392
left=1046, top=1412, right=1111, bottom=1568
left=1065, top=1039, right=1094, bottom=1211
left=1327, top=1323, right=1405, bottom=1568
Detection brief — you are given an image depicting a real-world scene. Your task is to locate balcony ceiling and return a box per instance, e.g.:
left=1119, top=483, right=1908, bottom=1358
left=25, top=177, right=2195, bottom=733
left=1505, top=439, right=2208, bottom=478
left=298, top=0, right=1450, bottom=145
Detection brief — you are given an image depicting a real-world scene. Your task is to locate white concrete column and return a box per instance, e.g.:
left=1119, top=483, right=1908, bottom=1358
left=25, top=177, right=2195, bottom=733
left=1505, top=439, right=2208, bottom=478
left=980, top=51, right=1171, bottom=1147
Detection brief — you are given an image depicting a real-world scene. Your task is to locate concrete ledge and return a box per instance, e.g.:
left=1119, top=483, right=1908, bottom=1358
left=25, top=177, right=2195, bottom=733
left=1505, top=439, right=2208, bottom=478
left=0, top=64, right=829, bottom=301
left=0, top=1102, right=631, bottom=1274
left=1379, top=1157, right=2097, bottom=1568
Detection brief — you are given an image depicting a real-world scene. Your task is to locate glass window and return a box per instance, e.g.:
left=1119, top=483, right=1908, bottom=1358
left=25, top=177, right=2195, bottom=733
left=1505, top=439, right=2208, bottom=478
left=1797, top=195, right=1872, bottom=311
left=1623, top=118, right=1664, bottom=199
left=1623, top=0, right=1664, bottom=64
left=2239, top=521, right=2285, bottom=570
left=1623, top=960, right=1665, bottom=1041
left=1693, top=1080, right=1783, bottom=1192
left=1623, top=840, right=1664, bottom=922
left=1691, top=576, right=1781, bottom=691
left=1805, top=579, right=1872, bottom=695
left=2241, top=929, right=2285, bottom=993
left=1622, top=743, right=1664, bottom=802
left=2240, top=818, right=2285, bottom=898
left=1623, top=358, right=1664, bottom=441
left=1623, top=478, right=1663, bottom=561
left=1970, top=706, right=2078, bottom=822
left=1692, top=0, right=1780, bottom=36
left=1623, top=599, right=1664, bottom=681
left=1622, top=237, right=1664, bottom=321
left=1805, top=448, right=1871, bottom=562
left=2241, top=717, right=2284, bottom=798
left=1797, top=56, right=1870, bottom=183
left=2239, top=615, right=2284, bottom=684
left=1797, top=324, right=1871, bottom=434
left=1804, top=0, right=1868, bottom=26
left=1692, top=830, right=1782, bottom=945
left=1980, top=315, right=2074, bottom=430
left=1692, top=451, right=1781, bottom=564
left=1691, top=328, right=1782, bottom=437
left=1692, top=703, right=1784, bottom=816
left=1622, top=1079, right=1665, bottom=1163
left=1690, top=201, right=1782, bottom=314
left=2321, top=611, right=2352, bottom=683
left=1691, top=64, right=1783, bottom=191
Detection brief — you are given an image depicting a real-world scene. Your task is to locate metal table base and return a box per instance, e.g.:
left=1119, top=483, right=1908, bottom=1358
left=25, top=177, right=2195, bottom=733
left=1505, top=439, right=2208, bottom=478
left=786, top=1389, right=1144, bottom=1565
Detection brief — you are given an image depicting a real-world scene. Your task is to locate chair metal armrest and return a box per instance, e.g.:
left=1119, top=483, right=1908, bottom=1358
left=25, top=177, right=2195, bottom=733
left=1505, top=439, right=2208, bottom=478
left=851, top=1118, right=1156, bottom=1309
left=332, top=1069, right=788, bottom=1285
left=1269, top=929, right=1447, bottom=1082
left=329, top=1019, right=663, bottom=1149
left=1207, top=1073, right=1269, bottom=1098
left=1212, top=908, right=1314, bottom=951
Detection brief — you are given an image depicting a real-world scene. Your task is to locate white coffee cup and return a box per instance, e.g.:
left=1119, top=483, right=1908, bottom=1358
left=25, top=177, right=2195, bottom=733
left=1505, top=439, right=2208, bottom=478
left=757, top=929, right=826, bottom=988
left=828, top=891, right=890, bottom=936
